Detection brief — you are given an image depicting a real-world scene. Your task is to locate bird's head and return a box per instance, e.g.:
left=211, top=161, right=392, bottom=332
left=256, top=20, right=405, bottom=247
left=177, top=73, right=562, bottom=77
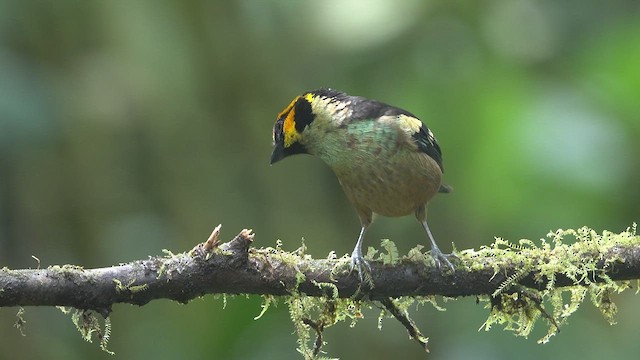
left=270, top=93, right=314, bottom=164
left=270, top=89, right=348, bottom=164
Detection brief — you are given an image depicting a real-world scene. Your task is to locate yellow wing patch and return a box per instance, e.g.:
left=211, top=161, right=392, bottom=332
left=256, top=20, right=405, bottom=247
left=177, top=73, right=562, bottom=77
left=378, top=114, right=423, bottom=137
left=397, top=114, right=423, bottom=134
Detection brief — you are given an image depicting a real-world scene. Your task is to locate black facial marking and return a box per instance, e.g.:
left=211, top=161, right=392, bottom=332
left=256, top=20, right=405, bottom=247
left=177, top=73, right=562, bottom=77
left=270, top=111, right=308, bottom=164
left=294, top=97, right=314, bottom=133
left=284, top=141, right=308, bottom=157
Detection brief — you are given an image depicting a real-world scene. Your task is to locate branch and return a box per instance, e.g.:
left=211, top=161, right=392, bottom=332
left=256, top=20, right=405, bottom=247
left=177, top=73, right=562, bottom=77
left=1, top=225, right=638, bottom=313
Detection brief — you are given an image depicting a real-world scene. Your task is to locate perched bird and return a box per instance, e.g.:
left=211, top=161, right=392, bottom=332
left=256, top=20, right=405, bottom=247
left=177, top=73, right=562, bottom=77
left=270, top=89, right=454, bottom=280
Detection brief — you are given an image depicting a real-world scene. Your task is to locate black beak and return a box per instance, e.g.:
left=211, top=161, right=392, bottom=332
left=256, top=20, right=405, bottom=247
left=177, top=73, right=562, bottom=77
left=270, top=143, right=285, bottom=164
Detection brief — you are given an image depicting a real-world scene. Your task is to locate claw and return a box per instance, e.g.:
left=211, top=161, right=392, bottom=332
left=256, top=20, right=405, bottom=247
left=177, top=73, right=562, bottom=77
left=421, top=219, right=456, bottom=272
left=431, top=247, right=456, bottom=271
left=348, top=224, right=373, bottom=286
left=349, top=252, right=372, bottom=283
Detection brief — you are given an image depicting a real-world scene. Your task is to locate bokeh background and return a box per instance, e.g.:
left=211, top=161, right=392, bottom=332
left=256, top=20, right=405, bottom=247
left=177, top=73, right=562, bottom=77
left=1, top=1, right=639, bottom=359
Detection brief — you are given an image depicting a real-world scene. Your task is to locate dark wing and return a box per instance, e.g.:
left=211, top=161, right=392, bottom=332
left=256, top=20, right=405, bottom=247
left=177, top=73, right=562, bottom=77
left=413, top=124, right=452, bottom=193
left=412, top=122, right=444, bottom=172
left=348, top=99, right=416, bottom=121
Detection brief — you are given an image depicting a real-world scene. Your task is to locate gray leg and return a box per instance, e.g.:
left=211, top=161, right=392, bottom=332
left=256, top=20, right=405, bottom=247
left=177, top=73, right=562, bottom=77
left=422, top=220, right=455, bottom=271
left=350, top=225, right=372, bottom=282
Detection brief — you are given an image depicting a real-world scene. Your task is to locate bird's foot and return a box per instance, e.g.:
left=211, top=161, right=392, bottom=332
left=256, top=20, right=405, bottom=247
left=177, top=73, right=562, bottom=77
left=431, top=248, right=457, bottom=272
left=350, top=251, right=373, bottom=288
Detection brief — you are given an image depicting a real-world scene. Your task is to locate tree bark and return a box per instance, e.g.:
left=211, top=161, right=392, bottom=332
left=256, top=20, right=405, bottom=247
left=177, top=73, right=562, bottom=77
left=1, top=226, right=639, bottom=315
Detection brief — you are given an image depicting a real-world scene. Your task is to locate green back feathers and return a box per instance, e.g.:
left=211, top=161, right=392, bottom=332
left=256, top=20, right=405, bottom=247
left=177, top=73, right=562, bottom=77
left=308, top=89, right=445, bottom=172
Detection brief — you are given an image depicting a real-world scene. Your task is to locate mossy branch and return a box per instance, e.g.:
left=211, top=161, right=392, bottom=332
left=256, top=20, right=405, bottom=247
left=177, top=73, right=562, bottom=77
left=2, top=224, right=639, bottom=357
left=1, top=225, right=639, bottom=312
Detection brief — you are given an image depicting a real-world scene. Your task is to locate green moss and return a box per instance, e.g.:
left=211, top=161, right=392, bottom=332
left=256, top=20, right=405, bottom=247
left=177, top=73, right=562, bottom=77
left=474, top=224, right=638, bottom=343
left=254, top=295, right=276, bottom=320
left=286, top=294, right=367, bottom=359
left=378, top=239, right=399, bottom=265
left=59, top=307, right=114, bottom=355
left=14, top=307, right=26, bottom=336
left=113, top=278, right=148, bottom=294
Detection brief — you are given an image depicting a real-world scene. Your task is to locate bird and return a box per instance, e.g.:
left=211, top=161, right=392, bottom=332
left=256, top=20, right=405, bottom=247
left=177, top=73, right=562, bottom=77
left=270, top=88, right=454, bottom=281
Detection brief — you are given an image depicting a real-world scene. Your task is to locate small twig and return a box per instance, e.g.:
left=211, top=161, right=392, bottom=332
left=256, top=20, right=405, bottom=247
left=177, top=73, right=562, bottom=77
left=514, top=286, right=559, bottom=332
left=203, top=224, right=222, bottom=252
left=302, top=318, right=324, bottom=357
left=380, top=297, right=429, bottom=352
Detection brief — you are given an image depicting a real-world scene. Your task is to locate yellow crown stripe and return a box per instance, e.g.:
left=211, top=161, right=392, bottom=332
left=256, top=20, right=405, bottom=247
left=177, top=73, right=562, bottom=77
left=281, top=96, right=302, bottom=148
left=277, top=96, right=298, bottom=120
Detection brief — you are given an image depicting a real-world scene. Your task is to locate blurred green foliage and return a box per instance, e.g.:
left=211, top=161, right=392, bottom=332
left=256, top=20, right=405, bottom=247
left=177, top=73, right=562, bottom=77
left=0, top=1, right=638, bottom=359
